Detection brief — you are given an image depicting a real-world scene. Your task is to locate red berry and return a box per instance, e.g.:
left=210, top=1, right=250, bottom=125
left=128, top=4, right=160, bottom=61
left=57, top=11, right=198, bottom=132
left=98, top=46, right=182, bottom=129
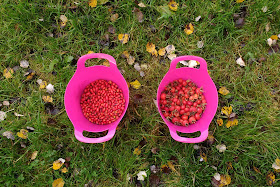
left=189, top=117, right=196, bottom=124
left=172, top=117, right=179, bottom=123
left=195, top=113, right=201, bottom=120
left=160, top=93, right=166, bottom=100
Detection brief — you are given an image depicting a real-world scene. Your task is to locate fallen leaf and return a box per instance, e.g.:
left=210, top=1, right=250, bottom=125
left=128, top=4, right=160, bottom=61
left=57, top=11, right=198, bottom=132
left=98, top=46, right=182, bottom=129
left=165, top=45, right=175, bottom=54
left=14, top=112, right=24, bottom=117
left=27, top=126, right=35, bottom=132
left=140, top=64, right=148, bottom=69
left=218, top=87, right=230, bottom=95
left=17, top=129, right=28, bottom=139
left=128, top=55, right=135, bottom=65
left=188, top=60, right=198, bottom=68
left=146, top=42, right=158, bottom=56
left=133, top=94, right=143, bottom=103
left=184, top=23, right=194, bottom=35
left=236, top=57, right=245, bottom=66
left=110, top=13, right=119, bottom=22
left=61, top=167, right=68, bottom=173
left=151, top=147, right=160, bottom=154
left=236, top=0, right=244, bottom=3
left=235, top=18, right=245, bottom=28
left=221, top=106, right=232, bottom=117
left=52, top=178, right=65, bottom=187
left=133, top=146, right=141, bottom=155
left=167, top=54, right=177, bottom=60
left=200, top=152, right=207, bottom=162
left=217, top=118, right=223, bottom=126
left=266, top=23, right=270, bottom=32
left=253, top=166, right=262, bottom=174
left=267, top=38, right=273, bottom=46
left=3, top=68, right=14, bottom=79
left=108, top=25, right=116, bottom=34
left=140, top=71, right=145, bottom=77
left=197, top=41, right=204, bottom=48
left=193, top=144, right=200, bottom=150
left=195, top=16, right=201, bottom=22
left=0, top=111, right=7, bottom=121
left=219, top=174, right=231, bottom=186
left=272, top=158, right=280, bottom=170
left=168, top=0, right=178, bottom=11
left=138, top=2, right=146, bottom=7
left=89, top=0, right=97, bottom=8
left=158, top=48, right=166, bottom=56
left=161, top=164, right=171, bottom=174
left=118, top=34, right=130, bottom=44
left=270, top=35, right=278, bottom=40
left=226, top=118, right=238, bottom=128
left=53, top=158, right=65, bottom=170
left=133, top=8, right=144, bottom=23
left=26, top=71, right=35, bottom=81
left=121, top=51, right=130, bottom=59
left=3, top=101, right=9, bottom=106
left=102, top=60, right=110, bottom=67
left=42, top=96, right=53, bottom=103
left=227, top=162, right=233, bottom=170
left=31, top=151, right=38, bottom=160
left=60, top=15, right=68, bottom=23
left=87, top=51, right=94, bottom=54
left=137, top=171, right=147, bottom=181
left=167, top=161, right=180, bottom=175
left=2, top=131, right=14, bottom=140
left=216, top=144, right=226, bottom=152
left=134, top=63, right=141, bottom=71
left=20, top=60, right=29, bottom=68
left=266, top=171, right=275, bottom=186
left=46, top=84, right=55, bottom=93
left=20, top=141, right=26, bottom=148
left=207, top=134, right=215, bottom=145
left=214, top=173, right=221, bottom=181
left=149, top=173, right=160, bottom=186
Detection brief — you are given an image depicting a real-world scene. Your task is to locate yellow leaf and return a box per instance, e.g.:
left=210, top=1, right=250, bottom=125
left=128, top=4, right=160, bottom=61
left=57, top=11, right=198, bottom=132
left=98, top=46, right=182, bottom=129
left=3, top=68, right=14, bottom=79
left=158, top=48, right=166, bottom=56
left=146, top=42, right=158, bottom=57
left=226, top=118, right=238, bottom=128
left=118, top=34, right=130, bottom=44
left=236, top=0, right=244, bottom=3
left=219, top=174, right=231, bottom=186
left=271, top=35, right=278, bottom=40
left=17, top=129, right=28, bottom=139
left=167, top=161, right=180, bottom=175
left=217, top=118, right=223, bottom=126
left=133, top=146, right=141, bottom=155
left=52, top=178, right=65, bottom=187
left=218, top=87, right=230, bottom=95
left=253, top=166, right=262, bottom=174
left=61, top=167, right=68, bottom=173
left=60, top=22, right=66, bottom=28
left=184, top=23, right=194, bottom=35
left=130, top=80, right=141, bottom=89
left=227, top=162, right=233, bottom=170
left=103, top=60, right=110, bottom=67
left=266, top=171, right=275, bottom=186
left=275, top=158, right=280, bottom=167
left=110, top=13, right=119, bottom=22
left=53, top=160, right=63, bottom=170
left=42, top=95, right=53, bottom=103
left=200, top=152, right=207, bottom=162
left=26, top=72, right=35, bottom=81
left=221, top=106, right=232, bottom=117
left=168, top=0, right=178, bottom=11
left=31, top=151, right=38, bottom=160
left=121, top=51, right=130, bottom=59
left=39, top=81, right=47, bottom=89
left=89, top=0, right=97, bottom=7
left=87, top=51, right=94, bottom=54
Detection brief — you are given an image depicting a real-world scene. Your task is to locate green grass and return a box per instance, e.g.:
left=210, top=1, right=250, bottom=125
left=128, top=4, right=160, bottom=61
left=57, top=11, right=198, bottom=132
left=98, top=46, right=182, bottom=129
left=1, top=0, right=280, bottom=186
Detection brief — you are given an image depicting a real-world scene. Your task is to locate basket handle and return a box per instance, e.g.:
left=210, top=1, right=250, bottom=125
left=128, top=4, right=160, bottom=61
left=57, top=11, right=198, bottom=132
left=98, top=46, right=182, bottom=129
left=169, top=55, right=207, bottom=72
left=77, top=53, right=117, bottom=70
left=169, top=127, right=208, bottom=143
left=74, top=126, right=116, bottom=143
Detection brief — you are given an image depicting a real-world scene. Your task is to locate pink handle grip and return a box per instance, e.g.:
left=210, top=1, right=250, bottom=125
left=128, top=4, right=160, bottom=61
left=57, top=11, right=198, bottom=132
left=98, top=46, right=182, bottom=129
left=169, top=55, right=207, bottom=72
left=74, top=126, right=116, bottom=143
left=77, top=53, right=117, bottom=70
left=169, top=128, right=208, bottom=143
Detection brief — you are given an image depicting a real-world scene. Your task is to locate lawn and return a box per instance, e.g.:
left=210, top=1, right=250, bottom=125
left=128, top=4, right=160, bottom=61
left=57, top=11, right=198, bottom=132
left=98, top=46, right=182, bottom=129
left=0, top=0, right=280, bottom=186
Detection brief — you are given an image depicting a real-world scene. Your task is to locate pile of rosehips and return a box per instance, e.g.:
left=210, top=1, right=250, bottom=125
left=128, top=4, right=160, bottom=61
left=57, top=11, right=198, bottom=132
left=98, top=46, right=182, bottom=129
left=80, top=80, right=125, bottom=125
left=159, top=78, right=206, bottom=126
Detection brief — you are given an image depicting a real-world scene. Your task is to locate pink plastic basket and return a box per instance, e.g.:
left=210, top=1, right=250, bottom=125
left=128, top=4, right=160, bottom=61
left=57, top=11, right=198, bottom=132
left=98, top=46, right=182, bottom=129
left=64, top=53, right=129, bottom=143
left=157, top=55, right=218, bottom=143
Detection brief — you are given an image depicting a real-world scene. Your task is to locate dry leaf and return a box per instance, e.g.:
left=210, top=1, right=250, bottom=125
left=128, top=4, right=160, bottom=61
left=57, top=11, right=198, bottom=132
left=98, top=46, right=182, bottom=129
left=236, top=57, right=246, bottom=66
left=167, top=161, right=180, bottom=175
left=218, top=87, right=230, bottom=95
left=108, top=25, right=116, bottom=34
left=17, top=129, right=28, bottom=139
left=221, top=106, right=232, bottom=117
left=214, top=173, right=221, bottom=181
left=39, top=81, right=47, bottom=89
left=2, top=131, right=14, bottom=140
left=266, top=172, right=275, bottom=186
left=168, top=0, right=178, bottom=11
left=195, top=16, right=201, bottom=22
left=0, top=111, right=7, bottom=121
left=226, top=119, right=238, bottom=128
left=110, top=13, right=119, bottom=22
left=103, top=60, right=110, bottom=67
left=200, top=152, right=207, bottom=162
left=46, top=84, right=55, bottom=93
left=133, top=8, right=144, bottom=23
left=197, top=41, right=204, bottom=48
left=53, top=158, right=65, bottom=170
left=270, top=35, right=278, bottom=40
left=219, top=174, right=231, bottom=186
left=134, top=63, right=141, bottom=71
left=60, top=15, right=68, bottom=23
left=216, top=144, right=226, bottom=152
left=118, top=34, right=130, bottom=44
left=262, top=6, right=268, bottom=12
left=89, top=0, right=97, bottom=8
left=14, top=112, right=24, bottom=117
left=52, top=178, right=65, bottom=187
left=121, top=51, right=130, bottom=59
left=127, top=55, right=135, bottom=65
left=20, top=60, right=29, bottom=68
left=137, top=171, right=147, bottom=181
left=184, top=23, right=194, bottom=35
left=3, top=68, right=14, bottom=79
left=272, top=158, right=280, bottom=170
left=26, top=72, right=35, bottom=81
left=168, top=54, right=177, bottom=60
left=133, top=146, right=141, bottom=155
left=217, top=118, right=223, bottom=126
left=31, top=151, right=38, bottom=160
left=253, top=166, right=262, bottom=174
left=42, top=96, right=53, bottom=103
left=61, top=167, right=68, bottom=173
left=138, top=2, right=146, bottom=7
left=3, top=101, right=9, bottom=106
left=130, top=80, right=141, bottom=89
left=236, top=0, right=244, bottom=3
left=207, top=135, right=215, bottom=145
left=158, top=48, right=166, bottom=56
left=146, top=42, right=158, bottom=56
left=165, top=45, right=175, bottom=54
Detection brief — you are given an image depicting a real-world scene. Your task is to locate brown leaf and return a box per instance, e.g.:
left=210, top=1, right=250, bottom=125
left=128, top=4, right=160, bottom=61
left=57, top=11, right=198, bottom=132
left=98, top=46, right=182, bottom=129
left=149, top=174, right=160, bottom=186
left=151, top=147, right=160, bottom=154
left=211, top=177, right=220, bottom=187
left=161, top=164, right=171, bottom=174
left=138, top=137, right=147, bottom=147
left=108, top=25, right=116, bottom=34
left=235, top=18, right=245, bottom=28
left=110, top=13, right=119, bottom=22
left=133, top=94, right=143, bottom=103
left=133, top=7, right=144, bottom=23
left=253, top=166, right=262, bottom=174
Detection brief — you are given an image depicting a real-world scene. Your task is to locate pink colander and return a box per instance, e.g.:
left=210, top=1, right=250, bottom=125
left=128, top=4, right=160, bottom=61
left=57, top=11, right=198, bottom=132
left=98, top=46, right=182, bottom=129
left=64, top=53, right=129, bottom=143
left=157, top=55, right=218, bottom=143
